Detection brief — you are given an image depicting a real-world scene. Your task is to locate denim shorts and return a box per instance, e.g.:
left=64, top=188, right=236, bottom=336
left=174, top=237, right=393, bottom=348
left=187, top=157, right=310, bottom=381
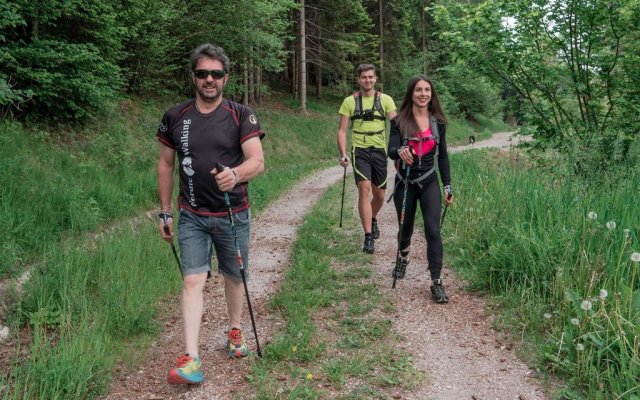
left=178, top=208, right=251, bottom=282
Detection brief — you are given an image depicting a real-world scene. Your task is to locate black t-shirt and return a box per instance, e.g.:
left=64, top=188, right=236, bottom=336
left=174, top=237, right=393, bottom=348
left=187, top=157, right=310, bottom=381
left=157, top=98, right=265, bottom=216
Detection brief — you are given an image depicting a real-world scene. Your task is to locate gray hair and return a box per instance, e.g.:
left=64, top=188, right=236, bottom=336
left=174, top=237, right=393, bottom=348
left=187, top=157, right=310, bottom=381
left=190, top=44, right=230, bottom=72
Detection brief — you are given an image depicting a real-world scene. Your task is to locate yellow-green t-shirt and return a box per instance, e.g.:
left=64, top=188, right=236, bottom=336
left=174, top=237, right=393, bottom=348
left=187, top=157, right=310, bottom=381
left=338, top=93, right=397, bottom=149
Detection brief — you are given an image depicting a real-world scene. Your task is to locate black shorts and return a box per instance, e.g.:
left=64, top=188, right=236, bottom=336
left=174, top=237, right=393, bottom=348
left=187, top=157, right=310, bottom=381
left=351, top=147, right=388, bottom=189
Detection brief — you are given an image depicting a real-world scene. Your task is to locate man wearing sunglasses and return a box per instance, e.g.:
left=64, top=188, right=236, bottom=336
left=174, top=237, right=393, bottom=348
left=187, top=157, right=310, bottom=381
left=156, top=44, right=265, bottom=384
left=336, top=64, right=397, bottom=254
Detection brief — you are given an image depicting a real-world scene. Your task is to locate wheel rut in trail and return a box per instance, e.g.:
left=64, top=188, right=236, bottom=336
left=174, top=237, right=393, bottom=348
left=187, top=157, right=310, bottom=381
left=101, top=131, right=546, bottom=399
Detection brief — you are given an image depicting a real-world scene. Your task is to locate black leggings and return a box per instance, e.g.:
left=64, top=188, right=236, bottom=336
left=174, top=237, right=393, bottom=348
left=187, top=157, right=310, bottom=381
left=393, top=176, right=443, bottom=280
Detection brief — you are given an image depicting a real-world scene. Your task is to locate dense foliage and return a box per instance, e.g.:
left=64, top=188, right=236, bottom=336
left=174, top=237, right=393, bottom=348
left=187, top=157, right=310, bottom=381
left=1, top=0, right=508, bottom=124
left=434, top=0, right=640, bottom=171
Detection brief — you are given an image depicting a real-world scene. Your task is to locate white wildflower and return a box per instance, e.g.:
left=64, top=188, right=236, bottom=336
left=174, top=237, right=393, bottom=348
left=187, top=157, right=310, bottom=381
left=587, top=211, right=598, bottom=220
left=599, top=289, right=608, bottom=300
left=576, top=343, right=584, bottom=351
left=581, top=300, right=593, bottom=311
left=624, top=229, right=630, bottom=238
left=606, top=220, right=616, bottom=230
left=544, top=313, right=552, bottom=319
left=570, top=318, right=580, bottom=326
left=476, top=197, right=483, bottom=203
left=631, top=252, right=640, bottom=263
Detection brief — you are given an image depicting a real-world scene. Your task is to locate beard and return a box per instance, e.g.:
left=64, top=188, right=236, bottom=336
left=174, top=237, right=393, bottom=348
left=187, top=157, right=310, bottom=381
left=196, top=84, right=223, bottom=103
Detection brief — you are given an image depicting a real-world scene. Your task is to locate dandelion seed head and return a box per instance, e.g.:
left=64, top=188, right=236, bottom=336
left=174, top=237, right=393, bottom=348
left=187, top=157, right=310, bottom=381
left=587, top=211, right=598, bottom=220
left=631, top=252, right=640, bottom=263
left=544, top=313, right=552, bottom=319
left=599, top=289, right=608, bottom=300
left=606, top=220, right=616, bottom=230
left=581, top=300, right=593, bottom=311
left=576, top=343, right=584, bottom=351
left=476, top=197, right=483, bottom=202
left=623, top=228, right=630, bottom=237
left=570, top=318, right=580, bottom=326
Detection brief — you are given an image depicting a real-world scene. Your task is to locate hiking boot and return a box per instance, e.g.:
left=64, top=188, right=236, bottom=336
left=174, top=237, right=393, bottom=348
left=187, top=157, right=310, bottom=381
left=167, top=354, right=203, bottom=384
left=430, top=279, right=449, bottom=303
left=392, top=256, right=409, bottom=279
left=227, top=328, right=250, bottom=358
left=372, top=219, right=380, bottom=239
left=362, top=235, right=374, bottom=254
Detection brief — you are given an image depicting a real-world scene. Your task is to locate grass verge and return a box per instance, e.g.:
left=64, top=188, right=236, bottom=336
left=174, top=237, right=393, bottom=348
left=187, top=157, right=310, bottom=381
left=446, top=148, right=639, bottom=399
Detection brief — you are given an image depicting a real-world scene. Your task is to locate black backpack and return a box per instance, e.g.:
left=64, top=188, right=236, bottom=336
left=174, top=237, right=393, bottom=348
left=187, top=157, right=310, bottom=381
left=350, top=91, right=385, bottom=122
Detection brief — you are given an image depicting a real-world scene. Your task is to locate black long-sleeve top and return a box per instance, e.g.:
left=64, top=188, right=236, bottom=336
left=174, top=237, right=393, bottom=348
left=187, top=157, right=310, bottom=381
left=387, top=118, right=451, bottom=187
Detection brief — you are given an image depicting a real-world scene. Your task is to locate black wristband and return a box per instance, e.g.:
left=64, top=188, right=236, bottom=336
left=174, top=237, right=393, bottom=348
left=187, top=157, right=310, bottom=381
left=159, top=212, right=173, bottom=226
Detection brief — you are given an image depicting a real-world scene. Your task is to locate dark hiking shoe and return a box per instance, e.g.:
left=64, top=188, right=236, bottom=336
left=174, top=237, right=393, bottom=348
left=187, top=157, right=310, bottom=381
left=392, top=256, right=409, bottom=279
left=372, top=219, right=380, bottom=239
left=362, top=235, right=374, bottom=254
left=430, top=279, right=449, bottom=303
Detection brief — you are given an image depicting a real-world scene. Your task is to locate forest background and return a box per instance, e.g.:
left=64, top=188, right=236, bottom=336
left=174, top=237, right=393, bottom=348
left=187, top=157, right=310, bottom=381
left=1, top=0, right=639, bottom=399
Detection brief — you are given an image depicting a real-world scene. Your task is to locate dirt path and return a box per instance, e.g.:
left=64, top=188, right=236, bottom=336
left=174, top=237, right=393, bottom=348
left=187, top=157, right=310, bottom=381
left=101, top=131, right=545, bottom=399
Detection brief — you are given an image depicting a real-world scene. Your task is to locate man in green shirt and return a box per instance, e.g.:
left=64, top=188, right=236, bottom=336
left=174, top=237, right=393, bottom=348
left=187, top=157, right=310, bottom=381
left=337, top=64, right=397, bottom=254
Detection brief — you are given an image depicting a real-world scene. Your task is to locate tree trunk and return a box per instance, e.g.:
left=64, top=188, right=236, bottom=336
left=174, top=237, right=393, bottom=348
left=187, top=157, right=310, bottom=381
left=299, top=0, right=307, bottom=113
left=256, top=66, right=262, bottom=104
left=249, top=58, right=255, bottom=104
left=422, top=0, right=427, bottom=75
left=316, top=63, right=322, bottom=98
left=378, top=0, right=384, bottom=92
left=242, top=59, right=249, bottom=106
left=292, top=45, right=298, bottom=98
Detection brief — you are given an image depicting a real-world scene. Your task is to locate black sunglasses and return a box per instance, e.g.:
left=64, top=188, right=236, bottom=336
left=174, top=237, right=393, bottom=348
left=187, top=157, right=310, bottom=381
left=193, top=69, right=226, bottom=80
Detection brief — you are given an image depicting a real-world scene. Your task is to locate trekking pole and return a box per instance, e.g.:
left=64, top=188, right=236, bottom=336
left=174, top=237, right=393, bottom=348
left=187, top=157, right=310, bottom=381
left=216, top=163, right=263, bottom=358
left=163, top=222, right=183, bottom=277
left=440, top=193, right=453, bottom=226
left=339, top=166, right=347, bottom=227
left=392, top=164, right=411, bottom=289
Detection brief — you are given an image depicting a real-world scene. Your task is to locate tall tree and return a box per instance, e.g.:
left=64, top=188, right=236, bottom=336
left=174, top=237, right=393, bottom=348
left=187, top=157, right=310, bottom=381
left=299, top=0, right=307, bottom=113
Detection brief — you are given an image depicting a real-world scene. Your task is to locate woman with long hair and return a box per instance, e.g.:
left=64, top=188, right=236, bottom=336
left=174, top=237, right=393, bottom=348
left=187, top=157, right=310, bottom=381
left=387, top=75, right=453, bottom=303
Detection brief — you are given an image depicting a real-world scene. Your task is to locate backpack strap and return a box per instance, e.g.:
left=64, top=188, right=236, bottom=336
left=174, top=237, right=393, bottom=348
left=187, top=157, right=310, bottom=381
left=373, top=91, right=385, bottom=118
left=351, top=91, right=362, bottom=120
left=394, top=116, right=441, bottom=190
left=350, top=91, right=386, bottom=121
left=430, top=115, right=440, bottom=145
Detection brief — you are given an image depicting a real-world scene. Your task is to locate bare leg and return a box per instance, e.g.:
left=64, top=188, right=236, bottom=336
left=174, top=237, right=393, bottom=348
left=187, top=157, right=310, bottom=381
left=357, top=180, right=373, bottom=233
left=182, top=272, right=208, bottom=357
left=371, top=185, right=385, bottom=219
left=224, top=276, right=244, bottom=330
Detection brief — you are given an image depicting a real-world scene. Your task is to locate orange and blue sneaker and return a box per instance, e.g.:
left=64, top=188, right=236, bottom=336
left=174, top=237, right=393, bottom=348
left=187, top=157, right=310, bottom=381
left=227, top=328, right=250, bottom=358
left=167, top=354, right=203, bottom=384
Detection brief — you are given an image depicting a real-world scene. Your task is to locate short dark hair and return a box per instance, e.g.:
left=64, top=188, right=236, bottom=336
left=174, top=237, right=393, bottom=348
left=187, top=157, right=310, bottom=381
left=190, top=44, right=230, bottom=72
left=356, top=64, right=376, bottom=77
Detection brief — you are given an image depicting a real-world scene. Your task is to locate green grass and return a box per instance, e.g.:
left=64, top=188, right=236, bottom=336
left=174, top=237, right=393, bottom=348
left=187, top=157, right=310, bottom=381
left=0, top=94, right=338, bottom=399
left=246, top=182, right=424, bottom=399
left=446, top=149, right=640, bottom=398
left=2, top=220, right=178, bottom=399
left=0, top=105, right=162, bottom=276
